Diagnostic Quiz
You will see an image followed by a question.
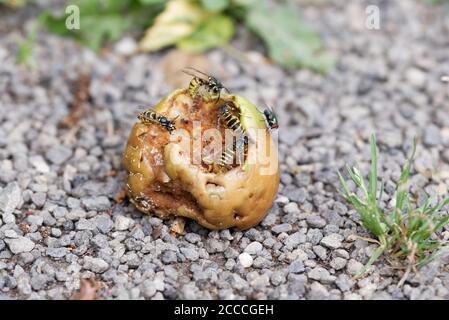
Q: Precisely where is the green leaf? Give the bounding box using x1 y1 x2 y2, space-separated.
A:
82 15 131 51
177 14 234 53
41 0 164 52
139 0 208 52
200 0 229 12
231 0 257 6
43 11 130 51
139 0 165 4
245 1 335 72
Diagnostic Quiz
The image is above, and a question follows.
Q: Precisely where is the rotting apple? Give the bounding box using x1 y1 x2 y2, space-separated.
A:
123 88 280 230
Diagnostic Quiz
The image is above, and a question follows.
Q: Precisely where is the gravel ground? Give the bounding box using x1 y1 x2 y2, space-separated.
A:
1 0 449 300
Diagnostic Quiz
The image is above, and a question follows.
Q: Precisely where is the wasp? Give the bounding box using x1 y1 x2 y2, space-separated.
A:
137 108 176 133
215 144 247 172
213 103 249 172
183 67 228 103
217 147 235 169
241 103 279 131
262 108 279 130
218 103 249 146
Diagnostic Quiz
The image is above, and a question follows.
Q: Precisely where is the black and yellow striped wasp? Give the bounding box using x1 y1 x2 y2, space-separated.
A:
215 141 249 172
217 147 236 169
215 103 249 171
218 103 249 146
183 67 229 103
137 107 176 134
241 103 279 131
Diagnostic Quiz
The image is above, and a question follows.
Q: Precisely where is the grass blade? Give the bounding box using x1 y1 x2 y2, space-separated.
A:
368 134 378 207
396 137 417 211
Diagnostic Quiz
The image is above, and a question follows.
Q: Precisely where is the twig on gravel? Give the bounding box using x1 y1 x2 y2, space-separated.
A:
347 234 381 245
59 73 90 128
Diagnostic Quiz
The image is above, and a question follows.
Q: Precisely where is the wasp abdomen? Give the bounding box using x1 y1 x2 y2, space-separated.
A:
138 109 176 133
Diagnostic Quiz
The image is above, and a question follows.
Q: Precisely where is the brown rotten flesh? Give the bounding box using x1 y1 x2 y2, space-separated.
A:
123 89 280 230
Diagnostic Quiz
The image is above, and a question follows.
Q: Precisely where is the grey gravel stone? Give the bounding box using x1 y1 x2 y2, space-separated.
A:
29 156 50 173
284 232 305 249
283 202 300 214
46 247 68 259
83 256 109 273
75 218 96 231
307 228 323 245
31 192 46 208
423 125 441 147
346 259 364 276
141 279 157 298
308 282 330 300
26 215 44 226
82 196 111 212
0 182 22 215
30 274 53 291
308 267 336 284
4 237 35 254
330 257 347 270
205 238 226 253
288 259 305 274
320 233 343 249
306 215 326 228
180 247 199 261
244 241 263 255
271 223 292 234
312 245 327 260
114 215 133 231
46 145 72 165
335 274 354 292
161 250 178 264
4 229 18 238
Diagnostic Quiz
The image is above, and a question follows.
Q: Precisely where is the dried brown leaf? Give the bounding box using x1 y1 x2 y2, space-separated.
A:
170 217 186 235
70 278 102 300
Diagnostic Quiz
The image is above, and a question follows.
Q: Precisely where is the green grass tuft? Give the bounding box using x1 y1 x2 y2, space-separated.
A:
338 134 449 282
